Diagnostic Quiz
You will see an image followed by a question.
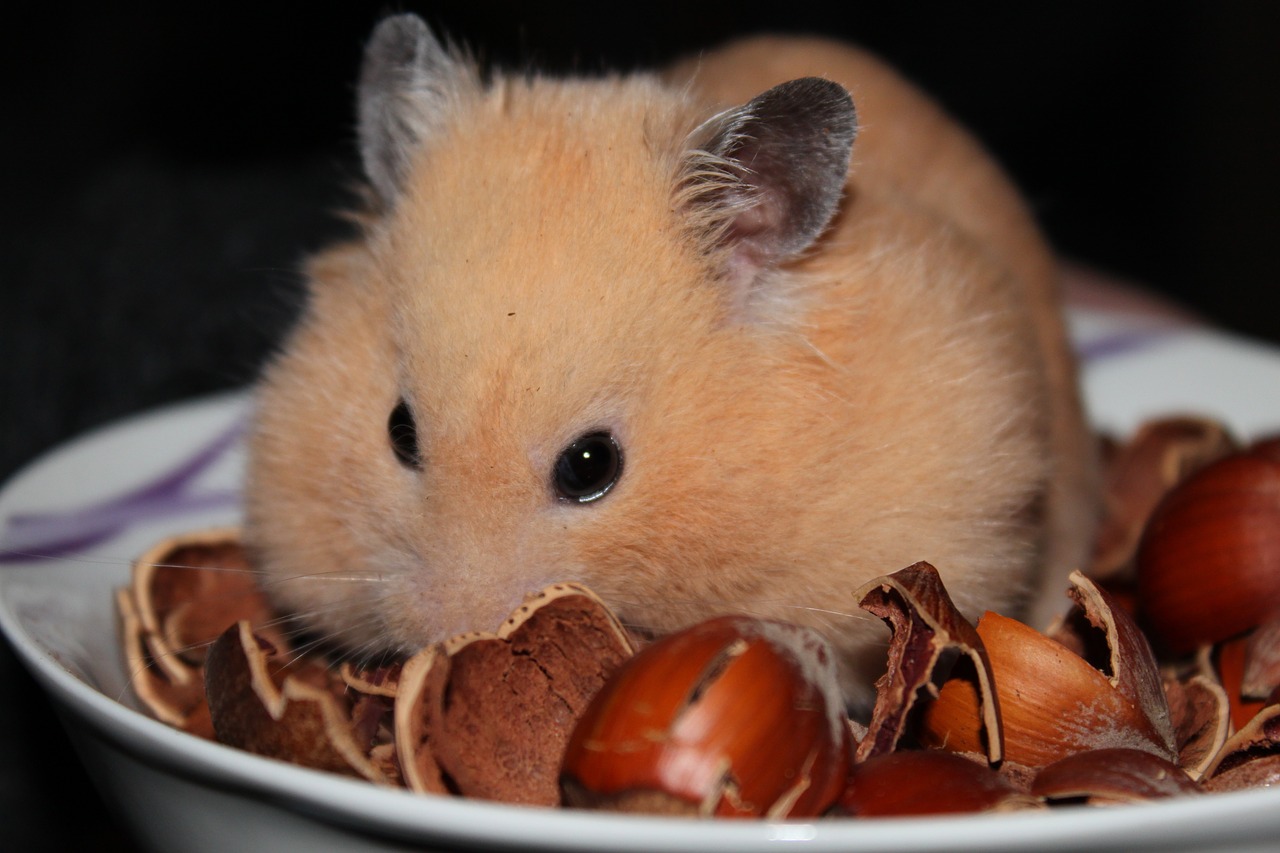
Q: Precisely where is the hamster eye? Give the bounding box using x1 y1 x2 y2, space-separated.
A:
554 431 622 503
388 398 422 469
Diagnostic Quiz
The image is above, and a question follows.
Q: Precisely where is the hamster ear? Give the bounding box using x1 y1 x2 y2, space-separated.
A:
677 77 857 286
357 14 477 207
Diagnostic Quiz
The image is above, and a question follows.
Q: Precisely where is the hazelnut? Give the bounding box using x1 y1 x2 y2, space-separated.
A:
1136 447 1280 655
839 751 1037 816
921 573 1177 768
1031 748 1201 805
560 616 849 818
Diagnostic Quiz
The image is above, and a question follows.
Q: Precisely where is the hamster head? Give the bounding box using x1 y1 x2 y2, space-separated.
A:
246 15 1053 702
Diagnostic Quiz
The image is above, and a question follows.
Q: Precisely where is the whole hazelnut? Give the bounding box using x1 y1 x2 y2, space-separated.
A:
1136 448 1280 655
560 616 850 818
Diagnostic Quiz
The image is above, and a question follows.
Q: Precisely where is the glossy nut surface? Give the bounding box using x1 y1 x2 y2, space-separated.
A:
1137 451 1280 654
561 616 849 818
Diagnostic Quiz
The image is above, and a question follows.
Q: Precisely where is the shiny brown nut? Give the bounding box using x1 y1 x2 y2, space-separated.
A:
1031 748 1201 805
839 751 1038 816
921 574 1176 768
560 616 849 818
1136 449 1280 655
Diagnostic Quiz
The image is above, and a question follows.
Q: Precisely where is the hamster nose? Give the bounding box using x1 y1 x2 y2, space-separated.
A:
407 546 562 642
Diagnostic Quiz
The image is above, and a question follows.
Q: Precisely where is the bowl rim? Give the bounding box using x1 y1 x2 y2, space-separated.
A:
5 329 1280 852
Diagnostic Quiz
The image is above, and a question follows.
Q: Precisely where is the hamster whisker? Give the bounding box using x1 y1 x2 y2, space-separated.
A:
267 569 391 586
769 603 872 622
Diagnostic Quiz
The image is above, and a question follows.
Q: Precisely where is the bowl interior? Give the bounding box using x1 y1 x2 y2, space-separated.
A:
4 319 1280 851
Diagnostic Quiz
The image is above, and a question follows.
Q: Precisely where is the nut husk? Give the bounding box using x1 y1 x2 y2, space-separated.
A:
203 621 394 783
1202 703 1280 792
118 528 273 737
396 583 635 805
854 561 1002 764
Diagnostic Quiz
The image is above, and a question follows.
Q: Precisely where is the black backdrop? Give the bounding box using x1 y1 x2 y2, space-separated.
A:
2 3 1278 848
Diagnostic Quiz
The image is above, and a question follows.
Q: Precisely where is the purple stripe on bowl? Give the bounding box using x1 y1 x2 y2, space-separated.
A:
1076 326 1184 364
0 416 246 564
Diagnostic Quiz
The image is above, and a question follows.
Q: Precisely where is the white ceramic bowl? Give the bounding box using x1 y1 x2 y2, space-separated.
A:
4 307 1280 852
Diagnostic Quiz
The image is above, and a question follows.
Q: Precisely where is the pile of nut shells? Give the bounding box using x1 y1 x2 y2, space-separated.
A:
116 415 1280 819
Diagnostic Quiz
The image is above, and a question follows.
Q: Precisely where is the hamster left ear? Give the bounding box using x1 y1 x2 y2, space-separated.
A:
357 14 478 208
677 77 857 290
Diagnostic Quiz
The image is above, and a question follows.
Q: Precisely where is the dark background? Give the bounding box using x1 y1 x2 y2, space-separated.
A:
2 2 1277 848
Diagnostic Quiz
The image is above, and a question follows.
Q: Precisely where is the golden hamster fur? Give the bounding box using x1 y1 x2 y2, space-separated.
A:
245 14 1098 706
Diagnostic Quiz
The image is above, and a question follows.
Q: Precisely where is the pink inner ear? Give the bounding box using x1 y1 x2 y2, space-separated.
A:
719 186 790 301
728 187 787 252
677 78 856 320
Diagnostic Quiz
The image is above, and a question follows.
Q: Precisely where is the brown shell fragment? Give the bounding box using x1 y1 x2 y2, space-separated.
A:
130 527 279 665
839 751 1038 817
1090 417 1236 581
1241 619 1280 700
854 561 1002 764
397 583 635 806
1031 748 1201 805
560 616 850 818
117 528 274 738
117 587 213 738
1203 754 1280 792
1163 673 1230 779
1202 703 1280 792
922 571 1178 770
204 621 392 784
392 647 452 796
1053 571 1178 758
341 661 402 698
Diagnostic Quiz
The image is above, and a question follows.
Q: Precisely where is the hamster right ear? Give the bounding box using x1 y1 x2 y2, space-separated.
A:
675 78 857 307
356 14 478 207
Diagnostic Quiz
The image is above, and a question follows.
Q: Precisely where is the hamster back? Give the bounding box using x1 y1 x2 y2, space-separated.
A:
245 15 1096 704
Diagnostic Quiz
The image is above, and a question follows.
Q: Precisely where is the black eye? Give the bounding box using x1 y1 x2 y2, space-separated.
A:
554 431 622 503
388 398 421 469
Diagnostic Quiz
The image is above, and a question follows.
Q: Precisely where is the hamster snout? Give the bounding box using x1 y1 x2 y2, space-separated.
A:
244 15 1098 706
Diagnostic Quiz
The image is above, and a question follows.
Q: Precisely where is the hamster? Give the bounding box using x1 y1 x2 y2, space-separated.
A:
244 13 1098 707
